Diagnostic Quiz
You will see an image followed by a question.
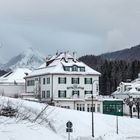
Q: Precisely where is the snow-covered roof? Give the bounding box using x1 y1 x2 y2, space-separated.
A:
0 68 31 83
26 52 100 78
112 75 140 96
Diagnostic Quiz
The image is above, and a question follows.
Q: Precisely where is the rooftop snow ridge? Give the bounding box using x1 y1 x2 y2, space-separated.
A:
25 52 101 78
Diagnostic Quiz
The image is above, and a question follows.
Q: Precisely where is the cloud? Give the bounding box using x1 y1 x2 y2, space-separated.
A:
0 0 140 60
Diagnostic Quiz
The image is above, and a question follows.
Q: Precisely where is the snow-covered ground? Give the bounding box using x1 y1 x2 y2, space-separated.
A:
0 97 140 140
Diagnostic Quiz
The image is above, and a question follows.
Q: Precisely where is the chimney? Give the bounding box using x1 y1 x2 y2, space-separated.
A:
46 55 52 66
64 52 68 62
24 72 29 76
73 52 77 62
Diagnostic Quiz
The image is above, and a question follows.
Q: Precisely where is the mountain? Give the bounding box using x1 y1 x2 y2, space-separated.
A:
0 70 7 76
0 57 6 66
79 44 140 95
79 55 104 70
100 44 140 61
0 48 45 70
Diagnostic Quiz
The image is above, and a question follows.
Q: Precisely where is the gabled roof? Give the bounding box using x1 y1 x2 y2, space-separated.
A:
112 75 140 96
25 52 100 78
0 68 31 83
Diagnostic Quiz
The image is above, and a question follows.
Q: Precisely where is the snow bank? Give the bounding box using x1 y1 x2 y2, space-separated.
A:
0 96 140 140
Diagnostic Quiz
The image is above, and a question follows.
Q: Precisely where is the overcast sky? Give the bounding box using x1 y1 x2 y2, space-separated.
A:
0 0 140 61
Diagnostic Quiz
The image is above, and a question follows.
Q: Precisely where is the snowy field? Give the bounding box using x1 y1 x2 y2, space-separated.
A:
0 97 140 140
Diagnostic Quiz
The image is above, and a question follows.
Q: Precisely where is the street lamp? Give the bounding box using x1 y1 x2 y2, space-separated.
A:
91 80 98 138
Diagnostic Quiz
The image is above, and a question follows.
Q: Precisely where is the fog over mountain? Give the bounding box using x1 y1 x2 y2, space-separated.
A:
0 48 45 70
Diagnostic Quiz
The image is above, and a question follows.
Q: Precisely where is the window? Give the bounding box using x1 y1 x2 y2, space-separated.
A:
85 91 92 95
27 80 35 86
42 90 50 98
96 83 99 92
80 67 85 72
42 91 45 98
72 90 79 96
46 90 50 98
58 90 66 98
97 104 100 112
72 65 78 71
35 78 38 81
43 78 45 85
61 106 70 109
77 104 85 111
64 66 70 71
136 87 140 91
85 78 92 84
77 104 79 110
87 104 90 112
71 78 79 84
58 77 66 84
47 77 50 84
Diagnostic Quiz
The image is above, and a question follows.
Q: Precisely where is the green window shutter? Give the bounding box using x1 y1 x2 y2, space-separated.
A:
58 90 60 97
72 78 73 84
78 78 79 84
72 91 74 96
65 77 66 84
65 91 66 97
85 78 86 84
78 91 79 96
58 77 60 84
90 78 92 84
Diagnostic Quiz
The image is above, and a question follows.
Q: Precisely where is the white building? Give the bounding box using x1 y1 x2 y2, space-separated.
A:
25 52 102 112
0 68 31 97
112 74 140 99
112 74 140 116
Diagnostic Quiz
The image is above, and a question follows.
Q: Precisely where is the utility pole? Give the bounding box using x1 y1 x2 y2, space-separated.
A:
91 94 94 137
116 115 118 134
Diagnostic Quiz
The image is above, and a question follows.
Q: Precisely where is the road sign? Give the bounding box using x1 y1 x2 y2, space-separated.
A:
66 121 73 140
66 121 73 128
66 128 73 133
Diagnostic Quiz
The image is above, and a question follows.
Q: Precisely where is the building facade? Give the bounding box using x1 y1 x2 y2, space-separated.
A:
0 68 31 97
25 52 102 112
112 74 140 116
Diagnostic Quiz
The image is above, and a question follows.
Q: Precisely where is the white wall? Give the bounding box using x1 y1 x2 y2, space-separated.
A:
0 84 25 97
26 77 36 93
52 74 99 99
54 99 103 113
26 74 99 99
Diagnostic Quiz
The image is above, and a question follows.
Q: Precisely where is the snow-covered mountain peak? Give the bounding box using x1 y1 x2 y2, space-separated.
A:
22 47 44 58
0 48 46 70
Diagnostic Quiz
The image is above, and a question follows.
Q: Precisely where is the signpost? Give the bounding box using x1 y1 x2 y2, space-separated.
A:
66 121 73 140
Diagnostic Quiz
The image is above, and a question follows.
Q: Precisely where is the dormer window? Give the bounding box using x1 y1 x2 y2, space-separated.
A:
80 67 85 72
72 65 78 71
136 87 140 91
64 66 70 71
126 87 132 91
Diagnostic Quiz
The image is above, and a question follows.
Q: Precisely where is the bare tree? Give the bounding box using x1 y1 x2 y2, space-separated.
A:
124 96 135 118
